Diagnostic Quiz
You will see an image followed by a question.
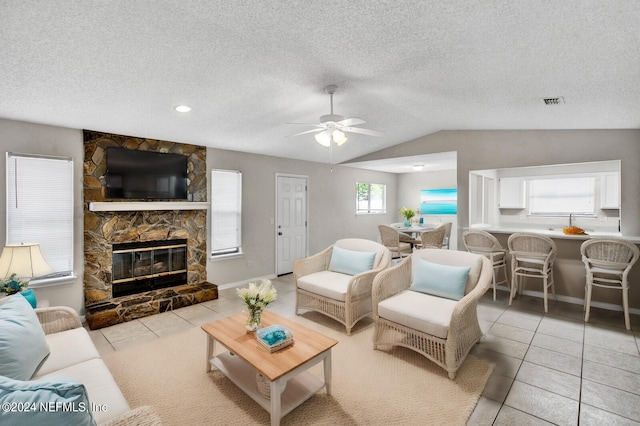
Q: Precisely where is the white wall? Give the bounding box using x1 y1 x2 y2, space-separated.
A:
0 118 85 313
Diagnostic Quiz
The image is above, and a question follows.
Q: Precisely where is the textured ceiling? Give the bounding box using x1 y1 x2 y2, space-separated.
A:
1 1 639 169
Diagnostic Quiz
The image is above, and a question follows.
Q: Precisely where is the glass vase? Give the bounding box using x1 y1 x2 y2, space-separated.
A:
245 307 263 332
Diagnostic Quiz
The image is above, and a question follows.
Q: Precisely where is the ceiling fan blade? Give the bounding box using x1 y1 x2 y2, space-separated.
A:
289 128 324 137
336 117 366 127
286 122 325 127
342 126 384 137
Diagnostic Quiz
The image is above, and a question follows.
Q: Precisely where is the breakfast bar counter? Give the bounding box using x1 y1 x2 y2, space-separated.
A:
467 227 640 312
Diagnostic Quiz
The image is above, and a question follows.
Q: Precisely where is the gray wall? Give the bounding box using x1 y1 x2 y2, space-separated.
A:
206 148 397 286
0 117 398 313
348 129 640 309
4 118 639 312
0 118 85 313
350 129 640 237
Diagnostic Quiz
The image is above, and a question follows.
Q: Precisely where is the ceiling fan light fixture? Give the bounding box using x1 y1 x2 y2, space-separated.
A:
332 130 347 146
314 130 331 147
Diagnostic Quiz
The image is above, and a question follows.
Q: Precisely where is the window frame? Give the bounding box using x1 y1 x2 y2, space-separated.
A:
5 152 74 280
356 182 387 214
210 169 242 259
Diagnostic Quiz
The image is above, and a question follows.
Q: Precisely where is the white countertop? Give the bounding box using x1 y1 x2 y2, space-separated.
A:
468 227 640 243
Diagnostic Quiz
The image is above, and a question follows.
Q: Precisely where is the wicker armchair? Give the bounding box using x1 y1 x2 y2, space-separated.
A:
462 229 508 300
372 249 492 379
581 238 639 330
508 232 557 312
294 238 391 334
378 224 412 259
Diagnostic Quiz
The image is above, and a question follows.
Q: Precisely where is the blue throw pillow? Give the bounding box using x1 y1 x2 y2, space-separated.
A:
0 375 96 426
328 246 377 276
410 259 471 301
0 295 50 380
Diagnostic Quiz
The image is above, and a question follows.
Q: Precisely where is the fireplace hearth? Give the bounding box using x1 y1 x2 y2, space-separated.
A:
112 239 188 297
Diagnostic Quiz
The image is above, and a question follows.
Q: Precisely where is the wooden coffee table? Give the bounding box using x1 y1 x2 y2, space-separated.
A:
201 311 338 426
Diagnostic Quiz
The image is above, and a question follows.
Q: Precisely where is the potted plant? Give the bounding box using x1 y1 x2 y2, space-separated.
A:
399 207 417 227
0 273 26 295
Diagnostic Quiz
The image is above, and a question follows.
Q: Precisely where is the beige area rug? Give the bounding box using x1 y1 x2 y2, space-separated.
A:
103 313 494 426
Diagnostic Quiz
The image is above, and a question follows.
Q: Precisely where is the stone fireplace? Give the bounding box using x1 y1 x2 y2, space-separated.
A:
83 131 217 329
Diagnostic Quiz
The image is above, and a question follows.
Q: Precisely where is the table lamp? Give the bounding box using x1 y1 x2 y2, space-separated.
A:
0 243 54 307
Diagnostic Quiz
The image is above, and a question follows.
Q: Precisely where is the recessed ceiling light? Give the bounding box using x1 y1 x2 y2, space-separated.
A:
174 105 191 113
412 164 425 171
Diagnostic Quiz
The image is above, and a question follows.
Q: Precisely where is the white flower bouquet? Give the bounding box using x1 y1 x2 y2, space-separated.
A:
237 279 277 331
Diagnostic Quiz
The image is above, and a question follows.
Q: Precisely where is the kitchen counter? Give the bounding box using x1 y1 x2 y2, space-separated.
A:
467 226 640 243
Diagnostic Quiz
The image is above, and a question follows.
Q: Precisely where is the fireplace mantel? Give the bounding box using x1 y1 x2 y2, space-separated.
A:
89 202 208 212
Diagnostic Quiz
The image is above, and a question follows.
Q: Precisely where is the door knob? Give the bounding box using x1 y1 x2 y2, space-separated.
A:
278 232 282 236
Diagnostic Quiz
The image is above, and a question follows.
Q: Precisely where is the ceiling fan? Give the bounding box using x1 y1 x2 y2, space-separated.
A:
289 84 383 147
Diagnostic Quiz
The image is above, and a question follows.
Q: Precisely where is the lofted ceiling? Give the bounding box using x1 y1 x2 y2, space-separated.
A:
1 1 639 170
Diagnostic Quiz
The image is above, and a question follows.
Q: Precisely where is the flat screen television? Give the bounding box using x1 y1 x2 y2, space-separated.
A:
105 148 188 200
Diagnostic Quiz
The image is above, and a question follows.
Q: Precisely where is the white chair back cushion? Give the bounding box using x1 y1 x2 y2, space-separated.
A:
335 238 387 269
411 249 483 295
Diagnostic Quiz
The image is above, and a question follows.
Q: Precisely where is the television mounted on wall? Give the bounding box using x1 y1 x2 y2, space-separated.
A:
104 147 188 200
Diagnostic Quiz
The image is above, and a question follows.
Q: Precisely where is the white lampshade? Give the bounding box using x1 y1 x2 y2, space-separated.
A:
314 131 331 147
0 244 54 280
332 130 348 146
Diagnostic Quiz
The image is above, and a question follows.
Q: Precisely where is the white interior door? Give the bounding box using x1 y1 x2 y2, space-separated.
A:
276 175 307 275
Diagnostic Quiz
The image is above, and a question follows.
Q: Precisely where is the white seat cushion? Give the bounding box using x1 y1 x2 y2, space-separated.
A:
297 270 352 301
35 327 100 377
377 290 457 339
37 358 130 425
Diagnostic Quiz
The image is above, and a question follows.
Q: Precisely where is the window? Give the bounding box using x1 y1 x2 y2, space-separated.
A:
6 153 74 274
211 170 242 257
529 177 596 215
356 182 386 214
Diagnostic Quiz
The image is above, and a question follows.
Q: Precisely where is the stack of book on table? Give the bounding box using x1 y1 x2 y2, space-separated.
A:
256 324 294 353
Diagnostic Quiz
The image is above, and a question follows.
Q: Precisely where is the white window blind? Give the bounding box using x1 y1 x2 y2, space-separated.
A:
211 170 242 257
6 153 74 273
529 177 596 215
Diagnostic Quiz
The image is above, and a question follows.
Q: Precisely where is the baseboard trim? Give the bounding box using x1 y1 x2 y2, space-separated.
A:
496 284 640 315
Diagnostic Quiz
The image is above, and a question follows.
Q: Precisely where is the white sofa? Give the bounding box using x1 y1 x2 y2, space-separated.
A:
0 295 160 425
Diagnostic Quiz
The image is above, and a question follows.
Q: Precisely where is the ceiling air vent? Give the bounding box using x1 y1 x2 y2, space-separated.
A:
541 97 565 105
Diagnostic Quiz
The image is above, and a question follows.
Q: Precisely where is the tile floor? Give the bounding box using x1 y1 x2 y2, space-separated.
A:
88 275 640 425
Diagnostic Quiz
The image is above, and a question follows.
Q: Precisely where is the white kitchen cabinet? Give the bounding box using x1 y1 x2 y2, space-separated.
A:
498 177 525 209
601 173 620 209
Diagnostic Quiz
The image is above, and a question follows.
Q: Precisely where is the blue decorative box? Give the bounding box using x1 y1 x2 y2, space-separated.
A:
256 324 294 352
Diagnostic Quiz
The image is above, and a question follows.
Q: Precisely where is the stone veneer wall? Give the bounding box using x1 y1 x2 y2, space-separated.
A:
83 130 216 329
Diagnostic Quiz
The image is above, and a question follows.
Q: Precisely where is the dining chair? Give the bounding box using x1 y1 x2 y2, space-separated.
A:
581 238 639 330
441 222 453 249
378 225 412 259
415 225 446 249
462 229 508 300
507 232 556 312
